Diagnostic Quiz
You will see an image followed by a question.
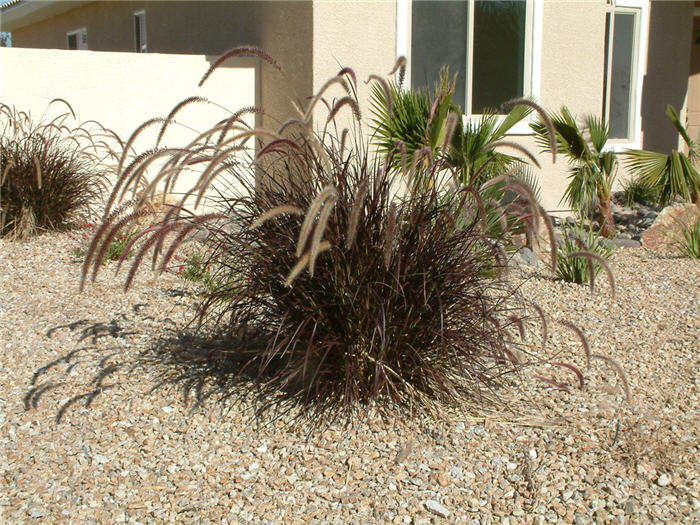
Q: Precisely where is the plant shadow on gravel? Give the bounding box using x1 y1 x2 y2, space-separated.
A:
26 306 174 424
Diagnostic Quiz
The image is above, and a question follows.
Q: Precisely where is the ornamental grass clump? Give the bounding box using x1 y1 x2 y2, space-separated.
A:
0 101 112 238
81 48 627 419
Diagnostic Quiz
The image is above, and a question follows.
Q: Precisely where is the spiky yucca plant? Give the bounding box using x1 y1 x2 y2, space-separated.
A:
0 101 112 238
81 49 625 420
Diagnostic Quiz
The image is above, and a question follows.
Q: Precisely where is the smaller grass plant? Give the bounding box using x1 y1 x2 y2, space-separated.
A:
672 212 700 258
556 222 615 290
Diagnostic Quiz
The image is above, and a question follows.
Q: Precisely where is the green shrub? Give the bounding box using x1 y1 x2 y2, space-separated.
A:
556 222 615 289
0 102 109 238
531 106 618 238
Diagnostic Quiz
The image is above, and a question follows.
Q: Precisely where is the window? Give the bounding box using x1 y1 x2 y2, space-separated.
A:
603 1 646 143
134 10 147 53
66 28 87 50
404 0 539 117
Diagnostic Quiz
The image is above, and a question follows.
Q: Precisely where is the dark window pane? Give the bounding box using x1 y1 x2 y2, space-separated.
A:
411 1 468 110
135 15 141 51
67 33 77 50
472 0 526 114
609 12 635 139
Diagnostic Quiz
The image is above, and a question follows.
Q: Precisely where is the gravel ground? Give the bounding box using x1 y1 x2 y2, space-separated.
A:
1 232 698 524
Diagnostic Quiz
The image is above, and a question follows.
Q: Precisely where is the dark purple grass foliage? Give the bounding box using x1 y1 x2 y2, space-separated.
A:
81 51 628 421
0 101 111 238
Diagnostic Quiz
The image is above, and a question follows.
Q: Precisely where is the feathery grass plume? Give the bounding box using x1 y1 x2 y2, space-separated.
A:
157 96 208 146
337 67 358 91
538 205 558 270
285 241 332 287
346 181 368 249
199 46 281 88
441 112 460 154
90 207 155 282
326 96 361 123
535 375 570 392
558 320 591 369
250 205 305 230
303 76 351 123
591 354 631 402
501 98 557 162
308 195 337 276
217 106 261 145
296 185 338 258
115 118 165 181
367 74 394 116
388 56 407 86
551 361 585 389
487 141 541 169
528 302 548 350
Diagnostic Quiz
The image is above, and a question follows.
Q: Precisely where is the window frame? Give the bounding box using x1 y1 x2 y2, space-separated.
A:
134 10 147 53
66 27 87 50
603 0 649 151
396 0 543 135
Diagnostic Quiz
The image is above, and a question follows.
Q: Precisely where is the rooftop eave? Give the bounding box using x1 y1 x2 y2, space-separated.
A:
0 1 90 32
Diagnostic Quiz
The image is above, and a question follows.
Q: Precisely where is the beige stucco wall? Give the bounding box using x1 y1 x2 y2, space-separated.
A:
0 47 257 201
6 1 313 129
527 0 608 213
311 0 397 132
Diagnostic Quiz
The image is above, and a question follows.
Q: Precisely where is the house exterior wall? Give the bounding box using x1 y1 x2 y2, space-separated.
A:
3 0 695 213
527 0 608 212
311 0 397 130
6 1 313 128
0 46 257 202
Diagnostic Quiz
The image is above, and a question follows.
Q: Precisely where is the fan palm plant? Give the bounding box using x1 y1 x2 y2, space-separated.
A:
369 69 531 188
625 105 700 206
531 106 617 238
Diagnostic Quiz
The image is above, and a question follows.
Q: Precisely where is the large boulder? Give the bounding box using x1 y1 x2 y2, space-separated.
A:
641 203 699 252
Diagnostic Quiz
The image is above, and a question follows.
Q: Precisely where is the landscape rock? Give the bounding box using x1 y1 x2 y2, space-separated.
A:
641 203 699 252
510 247 539 267
424 500 450 518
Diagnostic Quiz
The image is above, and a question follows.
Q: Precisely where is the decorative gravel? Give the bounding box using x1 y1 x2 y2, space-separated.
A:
1 232 698 524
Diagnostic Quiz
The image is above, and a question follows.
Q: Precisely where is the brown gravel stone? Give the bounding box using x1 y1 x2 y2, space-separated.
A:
1 233 698 523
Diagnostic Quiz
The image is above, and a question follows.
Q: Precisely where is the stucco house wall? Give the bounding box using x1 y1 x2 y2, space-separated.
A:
2 0 696 213
6 1 312 129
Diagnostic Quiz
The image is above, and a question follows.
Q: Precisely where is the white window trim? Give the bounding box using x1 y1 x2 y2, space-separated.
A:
66 27 87 50
604 0 649 152
396 0 543 135
134 10 147 53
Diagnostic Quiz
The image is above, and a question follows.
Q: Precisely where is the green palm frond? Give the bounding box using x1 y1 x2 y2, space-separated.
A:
585 115 609 155
532 106 617 215
625 148 700 205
